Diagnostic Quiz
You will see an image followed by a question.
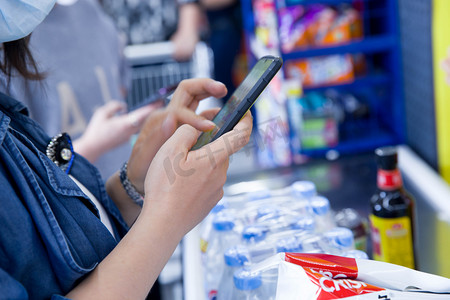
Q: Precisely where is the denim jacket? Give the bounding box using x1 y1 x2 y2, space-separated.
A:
0 92 129 299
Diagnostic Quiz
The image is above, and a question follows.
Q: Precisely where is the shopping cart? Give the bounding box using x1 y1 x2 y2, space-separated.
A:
124 41 215 110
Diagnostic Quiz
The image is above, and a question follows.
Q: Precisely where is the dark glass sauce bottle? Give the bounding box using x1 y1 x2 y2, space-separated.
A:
369 147 415 269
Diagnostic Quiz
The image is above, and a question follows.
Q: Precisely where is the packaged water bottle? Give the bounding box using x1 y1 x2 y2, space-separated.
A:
231 269 269 300
241 228 277 264
275 235 303 252
344 249 369 259
310 195 336 232
200 203 226 254
232 269 262 300
232 267 278 300
217 246 250 300
246 189 272 202
271 223 316 253
291 180 316 199
290 180 317 215
241 229 312 264
323 227 355 254
242 225 269 245
298 233 329 253
289 215 316 231
204 212 241 300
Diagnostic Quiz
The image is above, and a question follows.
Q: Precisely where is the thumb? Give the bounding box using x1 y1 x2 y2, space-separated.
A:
174 107 216 132
165 124 200 152
101 101 127 118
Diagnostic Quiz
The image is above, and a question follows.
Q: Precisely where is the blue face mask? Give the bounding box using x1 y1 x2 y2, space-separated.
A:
0 0 57 43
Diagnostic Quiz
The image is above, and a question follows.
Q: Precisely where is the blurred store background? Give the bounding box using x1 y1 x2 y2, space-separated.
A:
121 0 450 299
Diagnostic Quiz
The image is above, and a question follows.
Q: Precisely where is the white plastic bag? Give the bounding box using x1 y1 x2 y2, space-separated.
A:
246 252 450 299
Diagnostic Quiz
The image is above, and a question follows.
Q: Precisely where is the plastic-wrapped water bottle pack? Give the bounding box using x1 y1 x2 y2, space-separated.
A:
199 180 369 300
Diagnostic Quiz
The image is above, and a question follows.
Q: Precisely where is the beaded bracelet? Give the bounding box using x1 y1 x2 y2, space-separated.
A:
119 162 144 207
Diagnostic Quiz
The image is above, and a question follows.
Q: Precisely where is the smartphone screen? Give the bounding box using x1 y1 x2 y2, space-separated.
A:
192 56 282 150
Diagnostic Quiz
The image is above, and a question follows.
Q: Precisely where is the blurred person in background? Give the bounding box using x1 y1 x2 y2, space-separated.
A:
201 0 243 100
0 0 159 180
0 0 253 298
100 0 205 61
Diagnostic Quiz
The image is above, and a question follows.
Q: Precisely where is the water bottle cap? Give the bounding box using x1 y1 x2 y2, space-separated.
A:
291 216 315 231
211 203 226 214
224 245 250 267
247 189 271 201
345 249 369 259
325 227 354 248
276 236 302 252
233 269 262 290
310 196 330 216
212 213 235 231
242 225 268 243
256 205 280 220
291 181 316 199
335 208 362 229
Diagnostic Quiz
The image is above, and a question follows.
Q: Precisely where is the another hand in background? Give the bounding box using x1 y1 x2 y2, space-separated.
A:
74 100 161 163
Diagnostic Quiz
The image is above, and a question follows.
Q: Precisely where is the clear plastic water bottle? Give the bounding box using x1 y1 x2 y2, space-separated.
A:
200 203 226 254
291 180 317 200
231 269 264 300
289 215 316 231
344 249 369 259
242 231 277 264
204 212 241 300
242 225 269 245
246 189 272 202
216 246 250 300
232 268 277 300
323 227 355 254
310 195 336 232
275 235 303 252
299 233 329 253
290 180 316 215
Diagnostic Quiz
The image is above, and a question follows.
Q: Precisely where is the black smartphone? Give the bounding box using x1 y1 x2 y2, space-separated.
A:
191 55 283 150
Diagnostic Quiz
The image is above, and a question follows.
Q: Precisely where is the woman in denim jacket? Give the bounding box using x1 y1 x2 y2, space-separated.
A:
0 1 252 299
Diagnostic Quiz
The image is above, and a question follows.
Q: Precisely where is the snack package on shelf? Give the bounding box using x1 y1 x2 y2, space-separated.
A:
287 89 372 152
243 253 450 300
278 5 309 52
253 0 280 49
286 54 355 87
277 3 364 52
287 91 340 151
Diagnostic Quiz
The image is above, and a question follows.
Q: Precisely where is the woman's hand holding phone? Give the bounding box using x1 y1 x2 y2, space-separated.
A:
123 78 227 196
143 110 252 235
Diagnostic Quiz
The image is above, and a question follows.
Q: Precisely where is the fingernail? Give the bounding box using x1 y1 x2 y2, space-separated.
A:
201 119 216 128
211 80 225 88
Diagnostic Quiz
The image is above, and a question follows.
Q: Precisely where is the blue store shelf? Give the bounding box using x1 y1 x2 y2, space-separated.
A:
241 0 405 160
300 129 398 157
282 35 396 60
302 73 390 92
284 0 366 6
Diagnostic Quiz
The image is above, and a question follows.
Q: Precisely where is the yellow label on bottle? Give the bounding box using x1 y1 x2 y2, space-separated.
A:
369 214 415 269
200 238 208 253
